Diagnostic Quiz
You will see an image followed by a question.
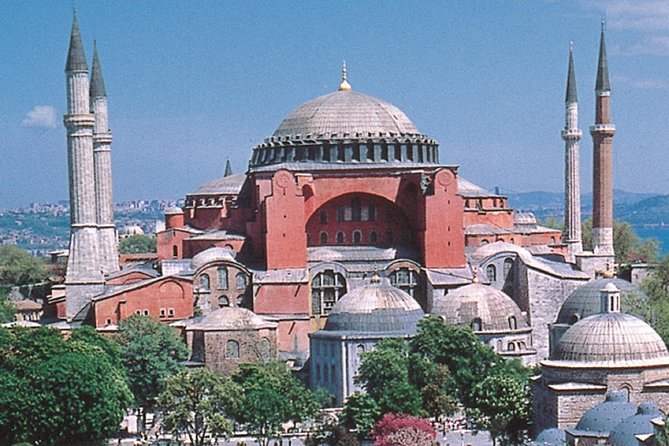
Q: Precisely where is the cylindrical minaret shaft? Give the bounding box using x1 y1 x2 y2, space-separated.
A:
590 23 616 256
64 15 104 320
562 43 583 263
91 43 119 274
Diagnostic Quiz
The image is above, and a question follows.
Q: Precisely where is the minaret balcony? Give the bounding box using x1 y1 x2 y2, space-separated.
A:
561 129 582 140
589 124 616 135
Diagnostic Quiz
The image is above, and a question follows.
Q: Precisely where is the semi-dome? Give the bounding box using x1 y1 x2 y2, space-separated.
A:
608 403 663 446
249 72 440 169
324 277 424 333
191 247 236 270
557 278 648 324
192 306 277 330
575 391 637 434
532 428 566 446
554 312 669 364
272 90 420 140
432 282 529 332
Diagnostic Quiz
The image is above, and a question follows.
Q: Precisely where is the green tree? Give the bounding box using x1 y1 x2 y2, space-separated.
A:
117 315 188 430
582 218 659 263
0 287 16 323
119 234 157 254
230 362 320 446
341 392 381 439
0 326 132 446
158 368 240 446
0 245 48 286
641 256 669 345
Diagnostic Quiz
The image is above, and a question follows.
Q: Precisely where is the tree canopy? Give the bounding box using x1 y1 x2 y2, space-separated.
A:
0 326 132 446
0 245 48 286
116 315 188 426
119 234 157 254
582 218 659 263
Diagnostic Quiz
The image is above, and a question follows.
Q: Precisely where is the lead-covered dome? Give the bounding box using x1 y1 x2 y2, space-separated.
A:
554 312 669 364
557 278 647 325
575 391 636 434
432 282 529 332
272 90 420 140
192 307 277 330
325 278 424 333
609 403 663 446
249 74 440 169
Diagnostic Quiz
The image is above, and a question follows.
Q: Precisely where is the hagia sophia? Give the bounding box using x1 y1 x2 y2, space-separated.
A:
37 14 669 443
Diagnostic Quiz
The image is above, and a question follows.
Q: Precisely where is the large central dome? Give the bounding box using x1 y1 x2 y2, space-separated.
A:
272 90 420 140
248 72 440 169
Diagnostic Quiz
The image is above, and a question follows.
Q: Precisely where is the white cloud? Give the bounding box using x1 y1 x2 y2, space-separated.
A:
21 105 57 129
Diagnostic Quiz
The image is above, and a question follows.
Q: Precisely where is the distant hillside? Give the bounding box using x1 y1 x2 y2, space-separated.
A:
616 195 669 225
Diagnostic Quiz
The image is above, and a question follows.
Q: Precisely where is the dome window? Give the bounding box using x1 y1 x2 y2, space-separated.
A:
486 264 497 282
503 258 514 280
508 316 517 330
235 273 248 290
217 266 229 290
389 268 420 298
471 318 482 331
218 296 230 308
199 273 210 292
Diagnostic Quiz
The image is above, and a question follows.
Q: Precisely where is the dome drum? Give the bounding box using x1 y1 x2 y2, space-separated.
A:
249 137 439 168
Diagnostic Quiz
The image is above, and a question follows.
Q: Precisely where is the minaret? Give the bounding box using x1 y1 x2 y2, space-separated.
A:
590 22 616 257
91 42 119 274
64 15 104 320
562 43 583 263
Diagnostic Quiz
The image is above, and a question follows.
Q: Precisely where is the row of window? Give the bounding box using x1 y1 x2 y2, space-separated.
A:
198 267 248 291
251 141 439 166
319 203 395 224
486 259 514 282
132 308 175 318
224 337 272 360
317 229 391 245
218 295 245 308
470 316 518 331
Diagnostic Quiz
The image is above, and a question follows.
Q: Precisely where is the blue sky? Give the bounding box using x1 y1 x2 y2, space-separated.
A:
2 0 669 208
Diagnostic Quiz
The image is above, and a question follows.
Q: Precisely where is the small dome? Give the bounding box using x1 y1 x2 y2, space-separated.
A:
575 391 637 434
514 212 537 226
432 283 528 332
193 307 276 330
325 279 424 333
557 278 647 324
272 90 420 140
533 428 566 446
555 312 669 364
609 403 663 446
164 206 184 215
191 247 236 270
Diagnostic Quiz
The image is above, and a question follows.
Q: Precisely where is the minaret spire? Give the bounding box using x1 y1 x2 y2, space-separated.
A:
338 60 351 91
562 42 583 263
224 159 233 177
91 41 119 275
65 13 88 72
590 21 616 260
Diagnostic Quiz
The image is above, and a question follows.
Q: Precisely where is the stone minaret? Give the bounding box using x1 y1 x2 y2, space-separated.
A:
91 42 120 274
590 23 616 256
562 43 583 263
64 15 104 319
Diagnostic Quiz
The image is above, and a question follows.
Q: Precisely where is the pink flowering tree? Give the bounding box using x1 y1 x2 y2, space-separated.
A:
372 413 436 446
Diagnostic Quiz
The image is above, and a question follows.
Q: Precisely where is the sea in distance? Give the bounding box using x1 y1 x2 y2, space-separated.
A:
635 226 669 257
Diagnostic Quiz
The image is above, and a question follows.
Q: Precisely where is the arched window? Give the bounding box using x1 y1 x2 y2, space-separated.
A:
172 245 178 258
226 340 240 359
369 231 378 244
259 337 271 361
471 318 482 331
218 295 229 307
486 264 497 282
496 339 503 352
352 198 362 221
336 231 345 244
311 270 347 315
319 210 328 224
235 273 247 290
368 204 377 221
503 258 514 280
480 239 489 246
199 274 210 291
353 230 362 245
550 236 556 244
389 268 420 298
217 266 228 290
507 342 516 352
236 295 245 307
508 316 517 330
320 232 328 245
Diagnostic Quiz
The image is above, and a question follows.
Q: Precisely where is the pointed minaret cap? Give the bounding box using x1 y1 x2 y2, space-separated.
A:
90 41 107 97
224 159 233 177
338 61 351 91
595 20 611 92
566 42 578 103
66 13 88 72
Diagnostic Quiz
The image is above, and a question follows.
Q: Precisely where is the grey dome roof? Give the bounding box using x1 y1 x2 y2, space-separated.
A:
609 403 662 446
557 278 647 324
432 283 529 332
191 307 276 330
272 90 420 140
533 428 566 446
555 312 669 364
575 391 637 434
191 247 236 270
325 279 424 333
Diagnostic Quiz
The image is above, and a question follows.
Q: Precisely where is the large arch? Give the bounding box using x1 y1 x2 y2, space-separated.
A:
305 192 417 252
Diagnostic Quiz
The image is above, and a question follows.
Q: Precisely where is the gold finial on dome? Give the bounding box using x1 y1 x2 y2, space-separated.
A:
370 273 381 284
338 60 351 91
